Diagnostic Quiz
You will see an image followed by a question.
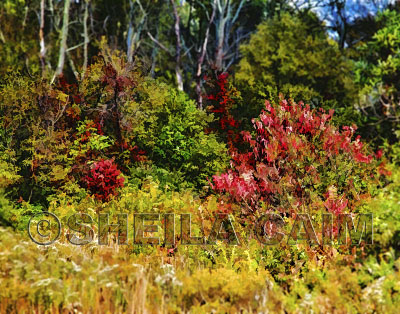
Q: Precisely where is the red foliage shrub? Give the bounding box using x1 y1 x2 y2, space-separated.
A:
205 72 240 151
211 98 385 220
82 159 125 202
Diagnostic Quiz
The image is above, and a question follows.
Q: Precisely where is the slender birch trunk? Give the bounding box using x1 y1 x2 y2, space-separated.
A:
127 0 135 62
196 0 217 109
39 0 46 74
170 0 183 91
214 0 245 71
53 0 71 82
150 24 159 77
83 0 89 75
215 0 228 71
127 0 146 63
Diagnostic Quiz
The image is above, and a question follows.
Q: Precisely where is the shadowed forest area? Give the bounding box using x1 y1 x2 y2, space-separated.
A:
2 0 400 313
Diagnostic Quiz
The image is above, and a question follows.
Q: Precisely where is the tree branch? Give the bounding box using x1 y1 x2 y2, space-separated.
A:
147 31 172 55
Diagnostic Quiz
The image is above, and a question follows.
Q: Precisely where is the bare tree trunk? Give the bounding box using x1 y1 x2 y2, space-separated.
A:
39 0 46 74
150 25 159 77
83 0 89 75
53 0 71 83
170 0 183 91
215 0 228 71
67 52 79 80
127 0 146 63
336 0 347 49
196 0 217 109
127 0 135 63
214 0 245 71
0 26 5 43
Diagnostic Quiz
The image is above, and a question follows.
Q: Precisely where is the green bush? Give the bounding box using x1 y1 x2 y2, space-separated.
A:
234 12 357 127
354 9 400 145
0 52 228 214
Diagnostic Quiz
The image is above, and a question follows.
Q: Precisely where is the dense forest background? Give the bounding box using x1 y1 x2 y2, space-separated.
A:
2 0 400 313
2 0 400 142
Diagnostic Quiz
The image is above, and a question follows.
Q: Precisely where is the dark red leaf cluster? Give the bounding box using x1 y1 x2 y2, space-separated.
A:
82 159 125 202
101 64 135 93
205 72 240 150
